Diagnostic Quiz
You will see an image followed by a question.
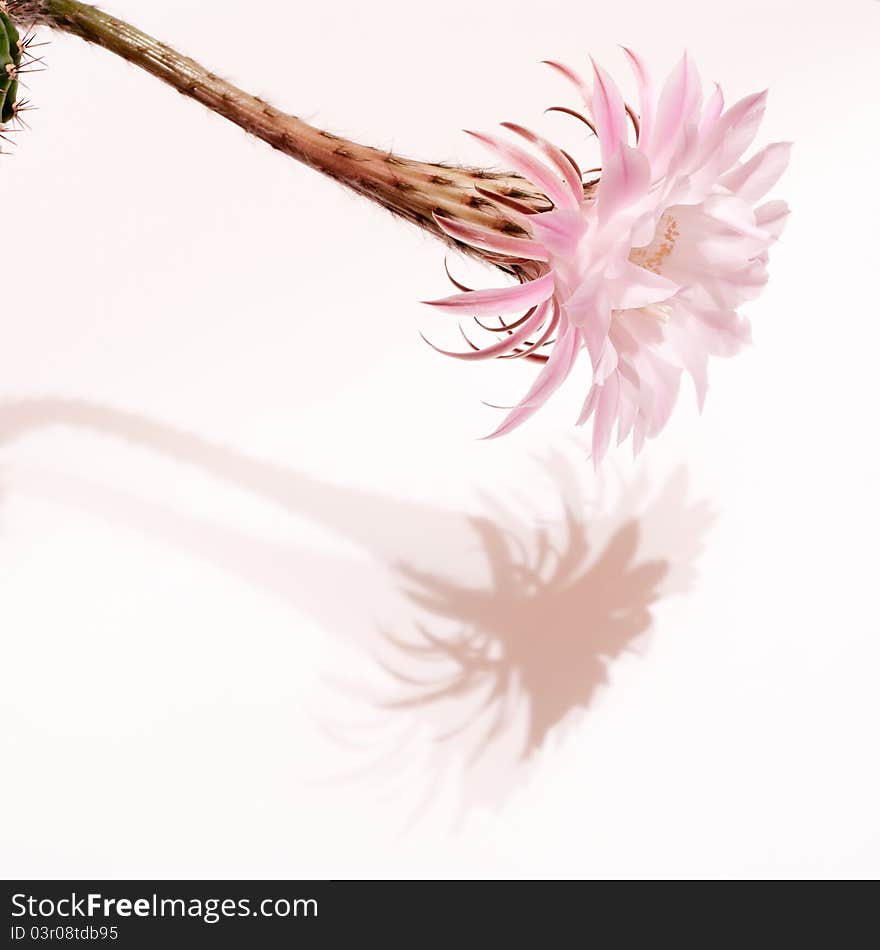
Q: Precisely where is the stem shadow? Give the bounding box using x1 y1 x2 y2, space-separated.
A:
0 398 713 816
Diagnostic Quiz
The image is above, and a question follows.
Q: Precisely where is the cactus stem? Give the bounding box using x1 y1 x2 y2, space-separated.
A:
5 0 581 272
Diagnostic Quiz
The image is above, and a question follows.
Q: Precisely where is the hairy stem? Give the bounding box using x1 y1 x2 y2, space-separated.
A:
7 0 559 261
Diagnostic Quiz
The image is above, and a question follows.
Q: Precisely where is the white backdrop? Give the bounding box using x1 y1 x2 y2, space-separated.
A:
1 0 878 879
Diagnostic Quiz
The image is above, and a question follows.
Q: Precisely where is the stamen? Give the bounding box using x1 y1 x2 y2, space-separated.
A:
630 213 680 274
643 303 672 322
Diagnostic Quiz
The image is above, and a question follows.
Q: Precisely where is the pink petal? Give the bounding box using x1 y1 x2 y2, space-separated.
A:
754 200 790 240
704 90 768 175
597 144 651 222
700 195 772 240
421 299 553 360
699 83 724 135
528 209 588 259
433 213 549 262
423 271 555 317
663 313 711 410
501 122 584 208
692 306 752 356
610 262 678 310
615 363 640 444
566 284 612 368
577 382 601 426
650 52 702 164
543 60 594 106
590 59 630 163
593 339 619 384
721 141 792 201
621 46 655 147
467 130 576 211
641 355 682 436
483 326 581 438
504 303 561 360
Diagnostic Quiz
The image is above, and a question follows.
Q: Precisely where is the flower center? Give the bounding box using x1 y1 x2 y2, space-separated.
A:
629 212 680 275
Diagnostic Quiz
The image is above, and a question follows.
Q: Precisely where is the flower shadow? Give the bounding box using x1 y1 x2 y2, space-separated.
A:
332 457 712 814
0 398 712 815
385 514 666 760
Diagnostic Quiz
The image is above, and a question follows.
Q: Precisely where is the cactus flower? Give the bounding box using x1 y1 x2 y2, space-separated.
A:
4 3 789 460
424 52 790 459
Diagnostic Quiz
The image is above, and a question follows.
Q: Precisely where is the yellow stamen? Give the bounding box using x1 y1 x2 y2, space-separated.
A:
643 303 672 323
630 213 680 275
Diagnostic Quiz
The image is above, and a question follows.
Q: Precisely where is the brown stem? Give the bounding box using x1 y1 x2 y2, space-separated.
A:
7 0 568 264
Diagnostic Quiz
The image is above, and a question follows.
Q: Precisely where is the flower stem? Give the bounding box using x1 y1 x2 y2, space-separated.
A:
8 0 554 260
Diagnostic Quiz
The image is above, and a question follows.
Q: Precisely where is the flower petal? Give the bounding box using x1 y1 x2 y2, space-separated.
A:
423 271 555 316
754 199 790 240
699 83 724 135
590 59 630 163
543 59 593 105
611 263 678 310
650 52 702 167
721 141 792 202
501 122 584 208
615 362 640 444
433 213 549 262
467 130 576 211
700 194 772 240
702 90 768 175
621 46 655 146
566 283 612 368
421 299 552 361
483 326 581 438
597 144 652 222
577 382 601 426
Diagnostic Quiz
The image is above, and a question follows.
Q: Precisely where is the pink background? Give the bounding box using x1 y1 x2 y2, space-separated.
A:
1 0 878 877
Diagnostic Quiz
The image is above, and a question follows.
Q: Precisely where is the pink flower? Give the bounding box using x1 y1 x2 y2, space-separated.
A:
424 51 790 461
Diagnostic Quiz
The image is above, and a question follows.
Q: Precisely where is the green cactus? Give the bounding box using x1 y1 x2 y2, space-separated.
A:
0 7 21 126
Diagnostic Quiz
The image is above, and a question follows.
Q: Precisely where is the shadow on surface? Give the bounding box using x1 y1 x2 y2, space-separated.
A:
1 398 713 814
